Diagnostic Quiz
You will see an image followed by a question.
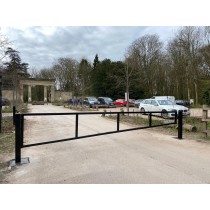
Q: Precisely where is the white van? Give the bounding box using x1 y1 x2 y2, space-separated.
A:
151 96 175 102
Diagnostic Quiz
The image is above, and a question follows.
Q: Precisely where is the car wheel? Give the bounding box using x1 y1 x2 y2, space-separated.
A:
161 110 168 119
140 108 145 115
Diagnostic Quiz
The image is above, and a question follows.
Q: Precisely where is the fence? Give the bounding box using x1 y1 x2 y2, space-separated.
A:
14 109 183 164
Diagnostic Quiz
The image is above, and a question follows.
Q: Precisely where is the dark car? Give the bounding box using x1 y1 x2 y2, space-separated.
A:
134 99 143 108
98 97 115 108
175 100 190 108
83 97 100 108
0 98 10 106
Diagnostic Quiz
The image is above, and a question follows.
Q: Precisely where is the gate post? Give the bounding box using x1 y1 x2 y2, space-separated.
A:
178 110 183 139
175 111 178 124
117 113 120 131
15 114 22 163
21 115 24 147
13 106 16 125
149 113 152 127
75 113 78 138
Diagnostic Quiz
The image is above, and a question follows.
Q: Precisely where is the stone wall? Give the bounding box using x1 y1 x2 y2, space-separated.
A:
2 90 13 101
55 91 72 102
3 89 72 103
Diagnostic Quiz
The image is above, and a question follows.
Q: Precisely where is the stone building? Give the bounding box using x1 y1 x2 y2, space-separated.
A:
2 78 72 104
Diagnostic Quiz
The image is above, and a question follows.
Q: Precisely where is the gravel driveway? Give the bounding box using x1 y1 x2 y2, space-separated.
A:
7 104 210 183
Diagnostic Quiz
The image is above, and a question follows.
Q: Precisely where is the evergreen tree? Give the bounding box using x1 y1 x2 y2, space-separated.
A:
4 47 29 77
91 54 101 96
3 47 29 104
93 54 99 70
78 58 92 97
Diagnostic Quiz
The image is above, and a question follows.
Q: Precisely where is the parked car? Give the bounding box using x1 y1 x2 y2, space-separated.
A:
129 99 136 106
98 97 115 108
83 97 100 108
139 98 190 118
114 99 125 106
114 99 135 107
175 100 190 108
151 96 175 102
134 99 143 108
0 97 10 106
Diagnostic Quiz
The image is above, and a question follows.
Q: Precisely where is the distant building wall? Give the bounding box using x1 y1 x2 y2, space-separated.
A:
55 91 72 101
19 78 55 102
3 90 73 103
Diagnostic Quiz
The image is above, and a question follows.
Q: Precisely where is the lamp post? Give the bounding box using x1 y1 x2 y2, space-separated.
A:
125 61 130 114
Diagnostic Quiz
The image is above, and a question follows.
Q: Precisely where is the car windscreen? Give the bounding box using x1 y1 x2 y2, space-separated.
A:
144 100 151 104
157 100 175 105
89 98 97 101
104 97 113 102
136 100 142 102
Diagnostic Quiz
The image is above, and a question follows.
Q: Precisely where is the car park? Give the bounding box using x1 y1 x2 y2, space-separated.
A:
114 99 135 107
114 99 125 106
139 98 190 118
129 99 136 107
98 97 115 108
134 99 143 108
83 97 100 108
151 96 175 102
175 100 190 108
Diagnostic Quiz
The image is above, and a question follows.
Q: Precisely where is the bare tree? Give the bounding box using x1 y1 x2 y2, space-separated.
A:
78 58 92 99
126 34 164 97
204 26 210 44
167 27 204 103
0 29 10 63
199 44 210 77
52 58 79 96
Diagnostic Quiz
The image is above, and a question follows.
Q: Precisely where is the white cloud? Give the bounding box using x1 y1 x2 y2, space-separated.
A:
141 26 179 41
35 27 58 36
1 26 180 71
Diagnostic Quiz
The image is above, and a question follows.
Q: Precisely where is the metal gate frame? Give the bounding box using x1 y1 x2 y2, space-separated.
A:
14 110 183 164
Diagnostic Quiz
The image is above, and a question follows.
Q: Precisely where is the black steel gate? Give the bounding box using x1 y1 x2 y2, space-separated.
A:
14 110 183 164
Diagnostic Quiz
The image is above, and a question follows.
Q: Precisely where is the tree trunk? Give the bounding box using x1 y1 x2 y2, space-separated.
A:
194 81 198 105
176 80 179 99
186 77 190 100
126 64 129 114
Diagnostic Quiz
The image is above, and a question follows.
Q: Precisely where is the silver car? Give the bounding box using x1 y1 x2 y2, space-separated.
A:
134 99 143 108
139 99 190 118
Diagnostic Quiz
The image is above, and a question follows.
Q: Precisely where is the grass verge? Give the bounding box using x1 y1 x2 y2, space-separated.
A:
64 104 99 112
106 114 208 141
0 116 15 183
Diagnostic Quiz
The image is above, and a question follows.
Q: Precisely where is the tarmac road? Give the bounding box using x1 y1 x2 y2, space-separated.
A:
7 104 210 184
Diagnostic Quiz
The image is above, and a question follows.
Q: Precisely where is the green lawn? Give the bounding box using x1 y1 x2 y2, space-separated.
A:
106 114 209 141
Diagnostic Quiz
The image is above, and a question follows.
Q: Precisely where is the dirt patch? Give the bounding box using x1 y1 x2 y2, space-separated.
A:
5 104 210 184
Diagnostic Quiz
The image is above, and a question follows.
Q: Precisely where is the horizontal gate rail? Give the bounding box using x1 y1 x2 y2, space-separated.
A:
18 111 176 116
14 110 183 163
22 123 174 148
